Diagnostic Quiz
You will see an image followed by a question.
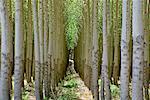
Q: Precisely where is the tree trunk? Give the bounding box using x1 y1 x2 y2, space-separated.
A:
7 0 13 92
101 0 111 99
106 0 113 80
14 0 23 99
83 0 92 89
26 0 33 83
120 0 131 99
113 0 120 85
38 0 44 98
43 0 49 97
0 0 12 99
32 0 41 99
91 0 99 99
143 0 150 99
132 0 144 99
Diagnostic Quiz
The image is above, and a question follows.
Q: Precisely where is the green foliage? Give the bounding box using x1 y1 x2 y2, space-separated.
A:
22 90 29 100
110 85 120 97
56 73 79 100
43 97 49 100
98 79 101 86
63 79 78 88
98 79 120 98
57 92 78 100
64 0 82 49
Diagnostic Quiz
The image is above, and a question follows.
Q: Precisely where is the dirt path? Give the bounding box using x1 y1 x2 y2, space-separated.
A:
74 74 93 100
26 68 93 100
56 71 93 100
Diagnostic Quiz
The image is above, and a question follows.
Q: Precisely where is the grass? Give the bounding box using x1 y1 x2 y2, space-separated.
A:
56 74 79 100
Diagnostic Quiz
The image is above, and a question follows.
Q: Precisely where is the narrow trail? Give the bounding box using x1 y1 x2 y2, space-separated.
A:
27 70 93 100
56 67 93 100
27 59 93 100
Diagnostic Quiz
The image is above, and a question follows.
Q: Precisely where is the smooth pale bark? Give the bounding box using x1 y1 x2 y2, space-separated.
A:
110 0 114 79
106 0 113 79
6 0 13 91
14 0 23 99
53 0 66 85
86 0 92 90
47 0 52 89
91 0 99 99
48 1 67 98
59 0 66 82
120 0 131 99
53 0 62 85
22 0 26 88
113 0 120 85
26 0 33 83
32 0 41 99
49 0 56 97
132 0 144 100
43 0 49 97
48 0 55 96
53 0 57 86
101 0 111 100
0 0 12 99
82 0 86 87
83 0 92 88
38 0 44 98
143 0 150 99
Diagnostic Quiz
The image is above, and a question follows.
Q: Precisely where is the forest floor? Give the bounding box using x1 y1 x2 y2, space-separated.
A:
55 69 93 100
11 67 149 100
28 67 94 100
19 68 120 100
11 68 93 100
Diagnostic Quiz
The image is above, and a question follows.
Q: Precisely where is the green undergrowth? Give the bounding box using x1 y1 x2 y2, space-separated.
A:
98 79 120 99
11 78 35 100
56 74 79 100
11 75 149 100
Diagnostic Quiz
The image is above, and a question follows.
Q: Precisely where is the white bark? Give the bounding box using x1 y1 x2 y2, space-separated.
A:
101 0 111 99
120 0 131 99
132 0 144 100
14 0 23 99
32 0 41 99
38 0 44 98
0 0 11 99
91 0 99 99
43 0 49 97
